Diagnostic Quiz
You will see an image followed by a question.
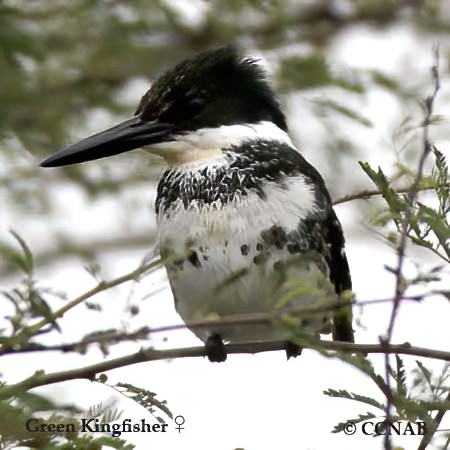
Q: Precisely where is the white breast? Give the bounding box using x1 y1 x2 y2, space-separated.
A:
158 175 316 240
157 177 336 343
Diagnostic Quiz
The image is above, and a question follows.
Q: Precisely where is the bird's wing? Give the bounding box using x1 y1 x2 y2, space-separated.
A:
286 148 354 343
323 207 354 343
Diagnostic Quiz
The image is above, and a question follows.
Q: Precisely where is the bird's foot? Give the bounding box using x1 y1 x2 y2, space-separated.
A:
205 334 227 362
284 341 302 360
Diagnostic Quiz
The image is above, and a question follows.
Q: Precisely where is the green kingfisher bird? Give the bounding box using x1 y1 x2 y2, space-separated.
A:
41 45 354 362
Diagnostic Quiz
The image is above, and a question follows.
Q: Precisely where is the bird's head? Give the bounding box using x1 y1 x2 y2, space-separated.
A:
40 45 288 168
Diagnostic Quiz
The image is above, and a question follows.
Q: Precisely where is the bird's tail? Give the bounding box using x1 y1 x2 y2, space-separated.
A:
332 291 354 343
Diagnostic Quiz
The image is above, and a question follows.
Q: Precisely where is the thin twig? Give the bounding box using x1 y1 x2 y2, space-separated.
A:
333 183 450 206
2 293 431 355
2 327 152 354
1 293 435 355
0 259 161 354
382 45 441 450
1 231 157 277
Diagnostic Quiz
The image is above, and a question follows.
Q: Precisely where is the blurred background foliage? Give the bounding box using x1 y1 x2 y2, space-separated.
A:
1 3 450 448
1 0 450 270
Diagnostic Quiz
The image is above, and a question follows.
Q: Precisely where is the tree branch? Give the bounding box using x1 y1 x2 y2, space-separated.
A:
0 340 449 402
332 183 450 206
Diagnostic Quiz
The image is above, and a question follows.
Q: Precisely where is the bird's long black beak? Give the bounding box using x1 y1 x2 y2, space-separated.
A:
40 116 174 167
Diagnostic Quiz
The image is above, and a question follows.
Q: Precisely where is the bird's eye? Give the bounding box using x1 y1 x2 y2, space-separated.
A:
162 96 205 124
185 97 205 115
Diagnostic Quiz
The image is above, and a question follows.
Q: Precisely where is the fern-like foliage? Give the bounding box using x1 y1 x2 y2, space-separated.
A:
115 382 173 423
360 148 450 264
331 412 378 434
86 399 123 424
0 394 135 449
326 354 449 433
323 388 385 412
1 231 64 342
390 354 408 398
412 361 450 403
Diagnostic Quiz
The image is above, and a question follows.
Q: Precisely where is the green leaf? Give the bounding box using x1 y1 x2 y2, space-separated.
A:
315 99 373 127
0 230 34 274
323 388 385 411
10 230 33 273
359 162 406 216
331 411 377 433
85 301 102 311
115 383 173 421
15 391 80 413
370 70 400 92
419 209 450 244
279 54 365 92
408 235 433 249
90 435 135 449
86 401 122 423
279 54 331 89
416 361 433 388
393 355 408 397
433 147 449 180
85 262 102 280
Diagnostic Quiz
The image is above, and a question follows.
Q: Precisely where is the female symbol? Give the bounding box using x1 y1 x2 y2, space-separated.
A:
174 415 185 433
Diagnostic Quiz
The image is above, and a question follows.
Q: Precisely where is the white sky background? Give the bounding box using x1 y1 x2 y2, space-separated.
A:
2 15 450 450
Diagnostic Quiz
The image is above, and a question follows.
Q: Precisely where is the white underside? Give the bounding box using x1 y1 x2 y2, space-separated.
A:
151 121 337 342
158 178 336 343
